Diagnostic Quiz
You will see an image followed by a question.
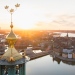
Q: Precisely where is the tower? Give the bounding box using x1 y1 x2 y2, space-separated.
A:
66 31 69 48
0 4 26 75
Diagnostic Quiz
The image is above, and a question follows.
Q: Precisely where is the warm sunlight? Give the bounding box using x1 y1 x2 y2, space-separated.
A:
13 16 36 30
16 24 35 30
1 0 75 30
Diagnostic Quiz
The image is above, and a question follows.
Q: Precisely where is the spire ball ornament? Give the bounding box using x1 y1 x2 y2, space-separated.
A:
10 25 13 29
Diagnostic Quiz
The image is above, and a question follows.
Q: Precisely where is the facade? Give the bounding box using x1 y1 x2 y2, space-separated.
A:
0 34 5 55
54 49 61 56
62 48 73 58
68 53 72 58
62 53 68 58
72 52 75 58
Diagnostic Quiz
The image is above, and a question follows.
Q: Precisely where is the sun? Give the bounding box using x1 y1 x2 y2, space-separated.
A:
14 21 35 30
13 12 37 30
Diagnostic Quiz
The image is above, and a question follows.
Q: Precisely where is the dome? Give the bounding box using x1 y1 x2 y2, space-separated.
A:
6 29 17 40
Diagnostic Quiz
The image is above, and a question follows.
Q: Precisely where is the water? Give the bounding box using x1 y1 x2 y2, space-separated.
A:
60 33 75 37
33 50 42 53
26 55 75 75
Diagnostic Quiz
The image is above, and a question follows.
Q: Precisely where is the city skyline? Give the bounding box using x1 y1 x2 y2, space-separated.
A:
0 0 75 30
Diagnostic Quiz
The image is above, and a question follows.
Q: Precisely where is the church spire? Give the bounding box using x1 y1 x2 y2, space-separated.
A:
1 3 22 62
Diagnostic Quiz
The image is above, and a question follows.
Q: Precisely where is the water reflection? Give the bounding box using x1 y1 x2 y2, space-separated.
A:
52 56 75 65
52 57 61 64
26 55 75 75
62 60 75 65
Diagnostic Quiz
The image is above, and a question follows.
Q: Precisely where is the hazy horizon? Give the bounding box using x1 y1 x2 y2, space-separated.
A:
0 0 75 30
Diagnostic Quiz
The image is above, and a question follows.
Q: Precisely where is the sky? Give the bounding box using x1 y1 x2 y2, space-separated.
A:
0 0 75 30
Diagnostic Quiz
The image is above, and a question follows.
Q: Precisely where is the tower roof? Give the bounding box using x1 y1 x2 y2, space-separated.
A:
1 25 23 62
6 28 17 40
1 47 22 61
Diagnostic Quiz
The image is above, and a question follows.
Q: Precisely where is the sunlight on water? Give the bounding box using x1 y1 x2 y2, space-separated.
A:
26 55 75 75
33 50 42 53
60 33 75 37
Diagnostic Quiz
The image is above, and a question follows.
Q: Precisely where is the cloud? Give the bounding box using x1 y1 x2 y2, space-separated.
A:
35 14 75 30
36 22 45 26
49 14 75 26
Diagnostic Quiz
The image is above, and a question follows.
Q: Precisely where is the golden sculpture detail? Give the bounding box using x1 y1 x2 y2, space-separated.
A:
1 3 22 62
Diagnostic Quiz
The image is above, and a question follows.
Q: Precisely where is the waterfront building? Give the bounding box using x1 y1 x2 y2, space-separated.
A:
53 49 61 56
62 53 68 58
62 48 73 58
72 51 75 58
0 38 5 55
0 34 6 55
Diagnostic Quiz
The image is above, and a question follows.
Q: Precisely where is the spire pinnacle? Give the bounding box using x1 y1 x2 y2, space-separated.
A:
1 3 22 62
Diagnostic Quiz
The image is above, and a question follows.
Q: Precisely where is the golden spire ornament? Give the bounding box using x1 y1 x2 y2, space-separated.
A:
1 3 22 62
